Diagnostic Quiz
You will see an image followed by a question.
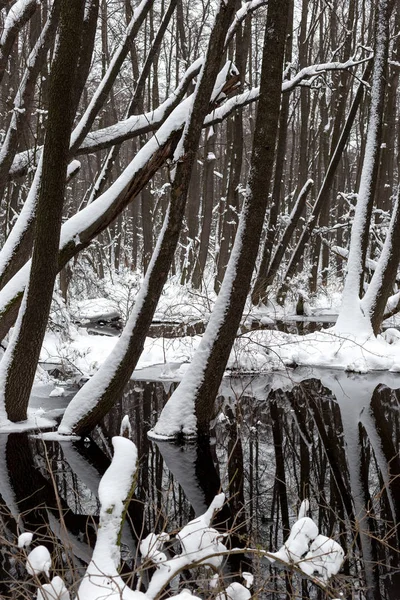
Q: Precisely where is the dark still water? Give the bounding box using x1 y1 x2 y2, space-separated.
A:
0 369 399 599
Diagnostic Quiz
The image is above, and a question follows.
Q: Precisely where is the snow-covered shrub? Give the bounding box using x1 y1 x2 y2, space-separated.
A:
21 432 344 600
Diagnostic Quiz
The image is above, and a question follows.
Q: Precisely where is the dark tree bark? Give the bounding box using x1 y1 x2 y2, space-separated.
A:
214 4 248 291
192 126 216 289
59 0 238 436
0 0 98 294
2 0 85 422
0 0 38 85
69 0 152 155
86 0 177 203
277 61 372 302
251 0 294 305
261 178 313 294
180 150 200 285
153 0 290 438
0 0 60 200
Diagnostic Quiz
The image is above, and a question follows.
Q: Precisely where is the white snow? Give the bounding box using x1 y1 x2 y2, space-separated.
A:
176 493 227 568
335 6 387 337
70 0 151 149
26 545 52 577
49 387 65 398
119 414 132 438
18 532 33 548
215 582 251 600
267 504 344 584
145 494 227 600
97 437 137 534
299 535 344 583
37 576 70 600
0 0 37 43
269 517 318 563
77 436 143 600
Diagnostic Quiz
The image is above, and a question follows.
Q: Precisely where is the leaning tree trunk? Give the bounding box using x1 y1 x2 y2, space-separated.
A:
0 0 84 422
58 0 238 437
151 0 289 439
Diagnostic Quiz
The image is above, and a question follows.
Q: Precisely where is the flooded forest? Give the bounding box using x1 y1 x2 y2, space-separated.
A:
0 0 399 598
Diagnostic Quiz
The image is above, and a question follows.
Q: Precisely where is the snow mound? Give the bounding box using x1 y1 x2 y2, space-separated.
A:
299 535 344 583
18 532 33 548
267 503 344 584
26 545 51 577
37 576 70 600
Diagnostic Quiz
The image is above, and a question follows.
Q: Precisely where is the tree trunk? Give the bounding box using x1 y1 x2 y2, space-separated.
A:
58 0 238 436
192 126 216 289
152 0 289 438
278 61 372 302
0 0 84 422
251 0 293 305
335 0 391 335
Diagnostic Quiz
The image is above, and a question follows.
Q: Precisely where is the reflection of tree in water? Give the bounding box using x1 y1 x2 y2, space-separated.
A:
233 374 399 599
0 374 398 598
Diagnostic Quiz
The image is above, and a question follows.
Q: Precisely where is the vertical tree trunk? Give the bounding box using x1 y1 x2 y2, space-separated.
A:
0 0 84 422
277 61 372 302
335 0 391 335
214 5 248 291
192 126 216 289
251 0 293 305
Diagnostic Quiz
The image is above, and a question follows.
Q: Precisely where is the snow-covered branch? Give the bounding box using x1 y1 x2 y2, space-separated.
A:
225 0 267 46
0 0 39 85
69 0 152 153
7 54 370 180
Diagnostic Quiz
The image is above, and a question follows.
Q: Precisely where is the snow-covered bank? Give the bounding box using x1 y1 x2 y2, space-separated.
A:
40 325 274 381
40 322 400 382
260 327 400 372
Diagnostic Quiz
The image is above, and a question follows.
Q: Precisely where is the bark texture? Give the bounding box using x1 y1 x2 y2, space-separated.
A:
60 0 238 436
2 0 84 422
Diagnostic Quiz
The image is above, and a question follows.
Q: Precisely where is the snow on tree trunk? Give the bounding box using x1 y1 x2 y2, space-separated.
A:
361 188 400 333
150 0 290 439
335 0 390 337
76 436 142 600
0 0 85 423
58 1 238 437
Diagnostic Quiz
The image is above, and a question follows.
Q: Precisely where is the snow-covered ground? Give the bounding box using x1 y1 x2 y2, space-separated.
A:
40 319 400 384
